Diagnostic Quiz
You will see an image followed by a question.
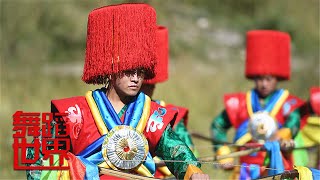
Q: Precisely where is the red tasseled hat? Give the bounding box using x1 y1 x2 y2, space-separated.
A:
82 4 157 84
144 26 169 84
245 30 291 80
310 87 320 115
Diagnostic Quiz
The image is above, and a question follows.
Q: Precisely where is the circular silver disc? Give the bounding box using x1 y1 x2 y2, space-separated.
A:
102 125 149 170
249 112 278 141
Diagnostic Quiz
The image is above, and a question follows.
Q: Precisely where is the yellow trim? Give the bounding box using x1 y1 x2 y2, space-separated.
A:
159 100 166 106
153 156 172 176
98 161 110 169
59 159 70 180
86 92 153 177
276 127 292 140
246 91 254 117
270 90 289 117
134 164 153 177
158 166 173 177
235 133 252 145
101 131 118 171
246 90 289 118
184 164 203 180
245 90 289 143
136 95 151 133
134 95 153 178
57 170 61 180
85 91 109 135
306 116 320 125
216 145 234 164
294 166 313 180
301 116 320 145
103 141 152 177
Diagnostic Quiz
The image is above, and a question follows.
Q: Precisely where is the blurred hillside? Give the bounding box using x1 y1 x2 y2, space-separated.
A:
1 0 319 179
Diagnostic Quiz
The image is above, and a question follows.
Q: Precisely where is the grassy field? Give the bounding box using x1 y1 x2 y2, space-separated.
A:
1 0 319 179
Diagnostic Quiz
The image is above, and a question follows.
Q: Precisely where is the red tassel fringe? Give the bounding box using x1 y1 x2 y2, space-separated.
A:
82 4 157 84
144 26 169 84
245 30 290 80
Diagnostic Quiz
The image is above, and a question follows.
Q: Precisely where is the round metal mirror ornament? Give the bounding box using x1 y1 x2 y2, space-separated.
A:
102 125 149 170
248 112 278 141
